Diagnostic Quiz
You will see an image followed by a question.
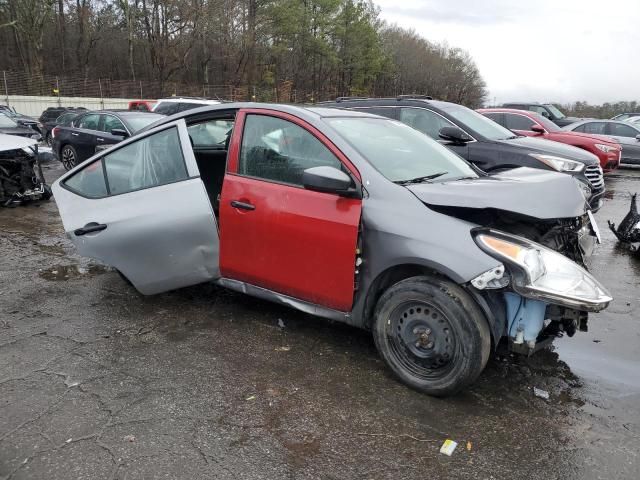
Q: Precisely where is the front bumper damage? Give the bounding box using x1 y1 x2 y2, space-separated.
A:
470 229 612 355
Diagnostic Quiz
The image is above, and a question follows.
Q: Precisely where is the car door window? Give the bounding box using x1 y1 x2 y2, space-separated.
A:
103 127 188 195
103 115 126 134
505 113 537 131
399 108 455 139
528 106 549 118
572 124 586 133
188 119 235 147
77 114 100 130
609 123 638 138
64 160 108 198
582 122 607 135
239 114 341 186
483 112 504 126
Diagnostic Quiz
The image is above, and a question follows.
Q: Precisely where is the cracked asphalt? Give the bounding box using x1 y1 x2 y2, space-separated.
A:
1 162 639 479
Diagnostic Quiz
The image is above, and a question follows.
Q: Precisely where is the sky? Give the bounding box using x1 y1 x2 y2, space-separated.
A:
375 0 640 105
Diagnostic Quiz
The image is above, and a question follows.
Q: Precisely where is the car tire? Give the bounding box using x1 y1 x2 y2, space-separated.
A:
372 275 491 397
45 132 52 147
60 145 78 171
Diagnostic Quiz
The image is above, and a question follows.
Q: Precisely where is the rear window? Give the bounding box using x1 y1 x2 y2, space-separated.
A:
123 113 164 133
153 103 180 115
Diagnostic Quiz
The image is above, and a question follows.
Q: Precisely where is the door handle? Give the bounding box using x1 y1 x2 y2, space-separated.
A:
74 222 107 236
96 138 104 142
71 132 79 136
230 200 255 211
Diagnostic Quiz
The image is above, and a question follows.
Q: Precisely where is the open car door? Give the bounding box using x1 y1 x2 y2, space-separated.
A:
52 119 220 294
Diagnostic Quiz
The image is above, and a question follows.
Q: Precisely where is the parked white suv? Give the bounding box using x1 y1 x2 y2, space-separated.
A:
152 97 222 116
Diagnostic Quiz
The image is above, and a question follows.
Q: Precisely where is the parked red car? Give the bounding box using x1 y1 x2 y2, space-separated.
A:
128 100 157 112
478 108 621 172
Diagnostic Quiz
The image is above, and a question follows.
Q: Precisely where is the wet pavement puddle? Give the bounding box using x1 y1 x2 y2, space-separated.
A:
39 263 112 281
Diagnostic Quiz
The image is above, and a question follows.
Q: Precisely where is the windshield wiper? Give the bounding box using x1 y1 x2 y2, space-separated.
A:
394 171 448 185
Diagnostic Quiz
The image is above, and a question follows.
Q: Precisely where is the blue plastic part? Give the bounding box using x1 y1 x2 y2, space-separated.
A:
503 292 547 344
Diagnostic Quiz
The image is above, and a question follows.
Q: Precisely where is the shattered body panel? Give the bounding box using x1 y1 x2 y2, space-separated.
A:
608 194 640 252
0 134 51 206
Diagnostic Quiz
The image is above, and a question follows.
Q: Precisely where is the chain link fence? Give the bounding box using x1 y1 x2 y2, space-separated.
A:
1 71 328 105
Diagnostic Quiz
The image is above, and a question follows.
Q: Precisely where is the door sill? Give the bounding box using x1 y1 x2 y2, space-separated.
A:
216 278 351 323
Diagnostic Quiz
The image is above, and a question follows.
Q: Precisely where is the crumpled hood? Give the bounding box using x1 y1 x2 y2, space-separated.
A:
0 132 38 152
499 136 600 165
407 167 588 220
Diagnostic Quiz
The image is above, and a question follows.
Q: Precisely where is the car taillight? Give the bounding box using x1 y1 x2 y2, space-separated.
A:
52 127 60 138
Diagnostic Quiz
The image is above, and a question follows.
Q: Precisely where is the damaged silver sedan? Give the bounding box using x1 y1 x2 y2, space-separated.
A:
52 104 611 396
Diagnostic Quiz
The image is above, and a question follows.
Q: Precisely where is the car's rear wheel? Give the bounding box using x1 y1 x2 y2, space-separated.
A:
372 275 490 397
60 145 77 170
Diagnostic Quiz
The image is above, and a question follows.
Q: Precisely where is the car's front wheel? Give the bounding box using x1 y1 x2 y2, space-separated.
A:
45 132 53 147
60 145 78 170
372 275 491 397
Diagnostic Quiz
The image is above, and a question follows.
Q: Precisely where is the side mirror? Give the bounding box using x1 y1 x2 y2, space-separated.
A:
111 128 129 138
439 126 472 144
302 166 359 197
636 134 640 141
530 125 545 134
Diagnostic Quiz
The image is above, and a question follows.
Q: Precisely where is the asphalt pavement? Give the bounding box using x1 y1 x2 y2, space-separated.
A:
1 162 639 479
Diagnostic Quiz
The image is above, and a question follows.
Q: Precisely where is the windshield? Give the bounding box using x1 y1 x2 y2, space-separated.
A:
531 112 561 132
124 113 165 132
326 117 478 183
0 114 18 128
441 105 516 141
545 104 566 119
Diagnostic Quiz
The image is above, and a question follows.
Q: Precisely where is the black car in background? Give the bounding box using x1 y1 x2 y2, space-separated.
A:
39 106 87 123
53 110 164 170
500 102 581 127
319 96 604 210
42 110 83 146
0 110 43 136
0 114 42 140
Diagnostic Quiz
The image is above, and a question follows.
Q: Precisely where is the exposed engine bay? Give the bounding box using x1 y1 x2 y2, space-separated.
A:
0 136 51 207
429 205 597 267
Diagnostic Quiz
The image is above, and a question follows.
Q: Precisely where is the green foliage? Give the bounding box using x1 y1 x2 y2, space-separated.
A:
559 101 640 119
0 0 488 106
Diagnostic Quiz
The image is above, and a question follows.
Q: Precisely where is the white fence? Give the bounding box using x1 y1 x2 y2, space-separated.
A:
1 95 135 117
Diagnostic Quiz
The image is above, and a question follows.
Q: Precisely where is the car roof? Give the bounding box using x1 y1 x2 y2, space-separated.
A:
155 98 221 105
479 107 536 115
83 109 161 116
140 102 384 133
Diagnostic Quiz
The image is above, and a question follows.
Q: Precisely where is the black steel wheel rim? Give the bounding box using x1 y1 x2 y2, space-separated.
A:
386 300 458 380
46 133 52 147
61 147 75 170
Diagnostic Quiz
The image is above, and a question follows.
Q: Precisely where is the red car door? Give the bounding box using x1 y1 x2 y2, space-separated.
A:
219 109 362 312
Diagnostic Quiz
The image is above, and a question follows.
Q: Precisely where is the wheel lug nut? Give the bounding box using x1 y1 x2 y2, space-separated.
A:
415 341 421 348
427 342 434 349
413 327 419 334
425 328 431 335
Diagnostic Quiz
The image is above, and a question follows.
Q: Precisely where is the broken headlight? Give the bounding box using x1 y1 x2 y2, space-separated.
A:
474 230 612 311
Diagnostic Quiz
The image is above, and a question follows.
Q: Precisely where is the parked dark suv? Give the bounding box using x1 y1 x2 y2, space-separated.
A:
500 102 581 127
319 97 604 211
